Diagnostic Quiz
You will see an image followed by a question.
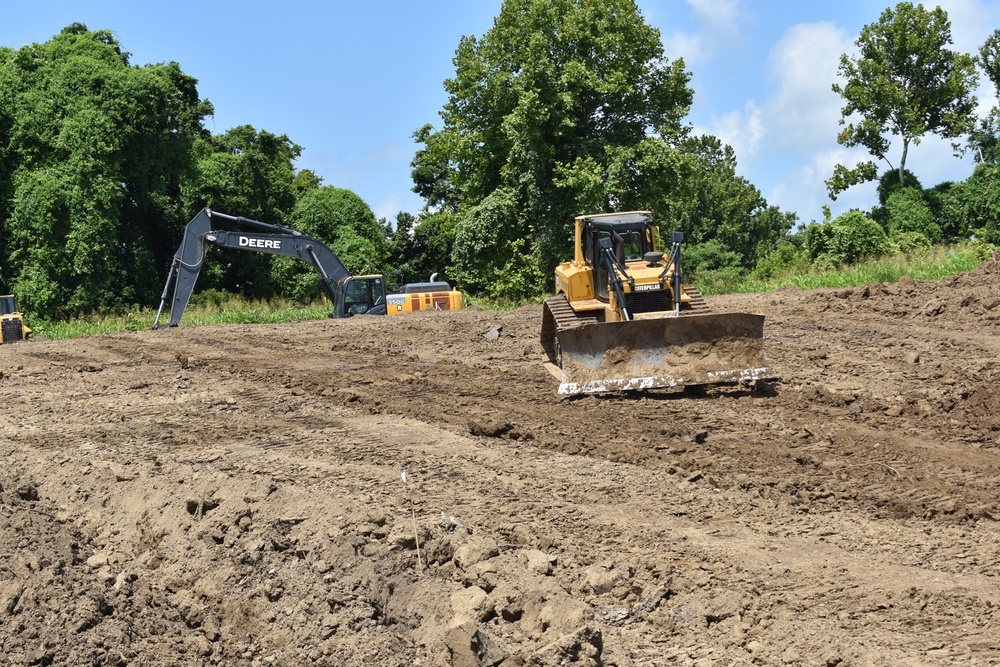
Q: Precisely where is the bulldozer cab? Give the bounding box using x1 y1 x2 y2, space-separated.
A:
582 215 658 300
0 295 17 316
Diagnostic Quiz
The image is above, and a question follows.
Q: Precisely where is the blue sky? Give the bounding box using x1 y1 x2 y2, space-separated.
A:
5 1 1000 226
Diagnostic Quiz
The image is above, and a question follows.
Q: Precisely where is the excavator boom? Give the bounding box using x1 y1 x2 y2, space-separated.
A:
153 208 351 328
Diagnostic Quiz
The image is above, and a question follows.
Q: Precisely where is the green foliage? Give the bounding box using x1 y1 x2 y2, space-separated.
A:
806 210 891 266
0 24 210 319
967 30 1000 163
884 187 942 243
682 239 742 282
400 212 460 285
923 181 968 240
877 168 921 205
270 186 386 302
750 238 809 282
960 162 1000 243
663 135 797 268
414 0 694 294
828 2 978 197
451 187 546 300
180 126 302 299
682 240 745 294
826 162 879 199
706 241 995 296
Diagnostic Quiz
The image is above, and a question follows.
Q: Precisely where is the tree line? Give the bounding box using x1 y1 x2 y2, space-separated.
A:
2 3 998 321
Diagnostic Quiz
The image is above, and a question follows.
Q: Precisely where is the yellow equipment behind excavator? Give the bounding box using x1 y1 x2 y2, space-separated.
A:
1 294 31 343
541 211 773 395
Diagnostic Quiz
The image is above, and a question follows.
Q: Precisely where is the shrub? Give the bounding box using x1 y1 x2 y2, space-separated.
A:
806 210 891 265
885 187 942 243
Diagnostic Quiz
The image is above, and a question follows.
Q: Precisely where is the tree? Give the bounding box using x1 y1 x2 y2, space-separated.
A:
958 162 1000 243
664 135 796 268
827 2 978 198
413 0 694 298
968 29 1000 163
805 210 890 265
0 24 210 319
179 125 302 299
271 186 386 302
384 211 460 286
884 187 941 243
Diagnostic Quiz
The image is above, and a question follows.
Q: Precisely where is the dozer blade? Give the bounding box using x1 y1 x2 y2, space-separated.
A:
553 313 773 395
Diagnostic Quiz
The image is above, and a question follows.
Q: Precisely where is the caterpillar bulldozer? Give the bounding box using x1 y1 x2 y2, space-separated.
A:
153 208 463 328
541 211 773 395
1 294 31 343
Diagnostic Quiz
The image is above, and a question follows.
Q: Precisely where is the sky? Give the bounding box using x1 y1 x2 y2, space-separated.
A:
4 1 1000 227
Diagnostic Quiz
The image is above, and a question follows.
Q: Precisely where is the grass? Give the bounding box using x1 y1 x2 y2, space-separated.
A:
33 298 332 341
25 241 997 341
695 241 995 296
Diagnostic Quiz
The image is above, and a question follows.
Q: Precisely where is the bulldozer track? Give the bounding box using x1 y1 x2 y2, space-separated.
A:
682 285 711 314
540 296 591 367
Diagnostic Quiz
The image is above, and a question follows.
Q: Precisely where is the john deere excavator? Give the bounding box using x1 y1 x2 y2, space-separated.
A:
153 208 463 328
541 211 773 395
1 294 31 343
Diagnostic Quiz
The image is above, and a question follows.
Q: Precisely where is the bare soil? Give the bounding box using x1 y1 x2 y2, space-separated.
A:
2 256 1000 666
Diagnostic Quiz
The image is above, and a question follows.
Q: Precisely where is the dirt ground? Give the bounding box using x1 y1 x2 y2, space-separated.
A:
2 255 1000 667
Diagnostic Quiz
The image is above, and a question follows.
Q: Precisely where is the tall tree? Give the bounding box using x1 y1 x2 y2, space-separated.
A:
179 125 302 299
412 0 693 298
827 2 978 198
968 29 1000 163
271 186 387 302
0 24 210 318
665 135 796 268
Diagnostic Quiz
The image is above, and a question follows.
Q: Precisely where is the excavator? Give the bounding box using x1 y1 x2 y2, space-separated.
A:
1 294 31 343
541 211 773 395
153 208 463 328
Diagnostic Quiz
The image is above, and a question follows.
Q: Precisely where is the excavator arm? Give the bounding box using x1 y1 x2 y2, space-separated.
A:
153 208 352 328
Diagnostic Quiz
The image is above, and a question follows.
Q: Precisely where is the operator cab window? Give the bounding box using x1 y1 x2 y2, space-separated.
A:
621 231 643 261
344 278 375 314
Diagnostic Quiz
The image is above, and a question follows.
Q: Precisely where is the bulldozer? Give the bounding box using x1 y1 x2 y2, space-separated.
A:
540 211 773 395
1 294 31 343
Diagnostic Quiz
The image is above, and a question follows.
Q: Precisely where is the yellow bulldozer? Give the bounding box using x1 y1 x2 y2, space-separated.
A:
541 211 773 395
1 294 31 343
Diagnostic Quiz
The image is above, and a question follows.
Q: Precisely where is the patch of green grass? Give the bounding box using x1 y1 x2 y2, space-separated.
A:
696 241 996 296
34 298 332 341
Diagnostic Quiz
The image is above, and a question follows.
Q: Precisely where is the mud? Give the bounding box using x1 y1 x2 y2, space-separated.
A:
2 255 1000 666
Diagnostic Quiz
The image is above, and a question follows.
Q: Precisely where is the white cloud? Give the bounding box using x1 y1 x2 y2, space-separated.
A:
934 0 1000 53
701 101 764 161
685 0 747 35
663 30 708 66
661 0 748 67
764 21 853 152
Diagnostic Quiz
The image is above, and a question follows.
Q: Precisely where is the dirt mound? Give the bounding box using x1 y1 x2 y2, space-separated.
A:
2 265 1000 665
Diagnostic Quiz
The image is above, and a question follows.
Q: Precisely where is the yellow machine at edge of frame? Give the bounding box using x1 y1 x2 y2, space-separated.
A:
1 294 31 343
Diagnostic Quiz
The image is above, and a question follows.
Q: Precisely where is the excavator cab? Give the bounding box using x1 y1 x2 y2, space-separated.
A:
334 276 387 317
1 294 31 343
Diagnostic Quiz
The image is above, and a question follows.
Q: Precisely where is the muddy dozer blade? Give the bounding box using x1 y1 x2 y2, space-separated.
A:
554 313 773 395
